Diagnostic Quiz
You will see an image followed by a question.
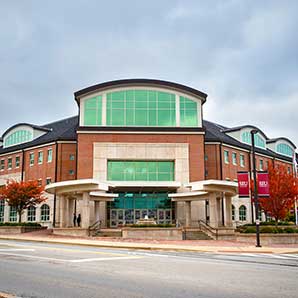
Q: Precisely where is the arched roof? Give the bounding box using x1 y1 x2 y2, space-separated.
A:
267 137 296 149
1 123 51 139
223 125 269 140
74 78 208 103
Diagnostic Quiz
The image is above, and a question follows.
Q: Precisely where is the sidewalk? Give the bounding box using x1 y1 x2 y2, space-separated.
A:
1 229 298 254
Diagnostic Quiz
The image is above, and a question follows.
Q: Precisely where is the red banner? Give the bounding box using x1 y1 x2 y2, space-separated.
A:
257 172 270 197
237 172 250 197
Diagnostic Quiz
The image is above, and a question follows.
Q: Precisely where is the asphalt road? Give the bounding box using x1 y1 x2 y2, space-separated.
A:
0 240 297 298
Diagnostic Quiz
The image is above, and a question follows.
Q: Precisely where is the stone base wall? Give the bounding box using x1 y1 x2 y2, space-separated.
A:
236 233 298 245
122 228 183 240
53 228 89 237
0 226 45 234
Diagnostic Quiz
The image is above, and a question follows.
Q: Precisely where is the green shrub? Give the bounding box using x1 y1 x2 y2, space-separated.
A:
284 227 295 233
0 222 42 227
127 224 175 228
243 227 256 233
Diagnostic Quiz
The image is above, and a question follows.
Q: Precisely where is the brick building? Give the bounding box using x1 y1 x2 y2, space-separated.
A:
0 79 296 234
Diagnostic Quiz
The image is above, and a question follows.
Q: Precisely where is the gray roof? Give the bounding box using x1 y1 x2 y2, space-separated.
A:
0 115 294 163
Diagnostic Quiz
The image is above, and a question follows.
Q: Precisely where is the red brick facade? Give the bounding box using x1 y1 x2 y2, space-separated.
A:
77 133 205 182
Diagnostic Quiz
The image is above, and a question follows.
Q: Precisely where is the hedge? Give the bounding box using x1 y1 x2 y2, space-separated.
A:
238 226 298 234
0 222 42 227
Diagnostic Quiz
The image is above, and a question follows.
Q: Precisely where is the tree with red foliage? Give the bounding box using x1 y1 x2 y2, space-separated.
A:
0 180 45 223
259 164 298 223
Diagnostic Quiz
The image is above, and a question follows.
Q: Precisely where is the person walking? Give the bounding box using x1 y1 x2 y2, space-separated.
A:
77 214 81 227
73 213 77 227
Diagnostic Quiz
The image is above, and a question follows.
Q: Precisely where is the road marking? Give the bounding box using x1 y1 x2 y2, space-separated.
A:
0 252 143 263
0 249 35 252
70 256 142 263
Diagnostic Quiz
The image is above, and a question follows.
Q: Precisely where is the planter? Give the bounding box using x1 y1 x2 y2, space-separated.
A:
0 226 45 234
122 227 183 240
236 233 298 245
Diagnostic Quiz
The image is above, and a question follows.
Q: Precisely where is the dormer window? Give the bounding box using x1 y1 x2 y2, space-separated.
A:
4 130 33 147
276 143 294 157
241 131 266 149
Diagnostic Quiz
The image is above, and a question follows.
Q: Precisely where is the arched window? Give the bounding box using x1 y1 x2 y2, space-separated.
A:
4 130 33 148
40 204 50 222
241 131 266 149
232 205 235 221
27 206 36 222
239 205 247 221
9 206 17 222
276 143 294 157
0 200 5 222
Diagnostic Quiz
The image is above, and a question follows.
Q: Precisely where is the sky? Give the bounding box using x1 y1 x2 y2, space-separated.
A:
0 0 297 146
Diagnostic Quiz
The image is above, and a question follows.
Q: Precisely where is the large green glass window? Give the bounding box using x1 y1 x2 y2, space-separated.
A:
276 143 293 157
110 192 171 209
84 96 102 125
180 96 198 127
4 130 33 148
241 132 266 149
106 90 176 126
107 161 174 181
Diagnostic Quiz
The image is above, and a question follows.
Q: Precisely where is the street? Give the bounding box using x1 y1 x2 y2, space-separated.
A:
0 240 297 298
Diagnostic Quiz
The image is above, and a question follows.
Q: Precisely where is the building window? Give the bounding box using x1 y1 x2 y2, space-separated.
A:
27 206 36 222
84 96 102 126
239 205 247 221
15 156 20 168
38 151 43 164
106 90 176 127
69 154 75 161
46 178 52 185
69 170 75 175
0 159 4 171
9 206 17 222
107 160 174 181
240 154 245 167
259 159 263 171
179 96 198 127
4 130 33 148
232 205 235 221
224 150 229 164
7 158 12 170
204 155 208 161
47 149 52 163
29 153 34 166
38 179 42 187
0 200 5 222
40 204 50 221
241 132 266 149
288 167 291 174
276 143 294 157
232 152 237 165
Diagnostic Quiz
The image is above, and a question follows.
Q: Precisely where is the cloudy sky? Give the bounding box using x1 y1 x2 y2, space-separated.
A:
0 0 297 146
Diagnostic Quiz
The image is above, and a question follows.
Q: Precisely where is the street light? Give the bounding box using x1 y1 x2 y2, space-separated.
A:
251 129 261 247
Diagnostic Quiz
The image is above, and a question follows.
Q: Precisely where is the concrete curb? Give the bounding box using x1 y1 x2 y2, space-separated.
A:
1 235 298 254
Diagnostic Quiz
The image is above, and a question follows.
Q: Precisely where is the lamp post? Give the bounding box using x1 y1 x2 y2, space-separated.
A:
251 129 261 247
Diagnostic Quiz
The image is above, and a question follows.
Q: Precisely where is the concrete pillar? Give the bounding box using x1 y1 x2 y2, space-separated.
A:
81 192 90 229
68 199 74 227
99 201 107 227
216 197 222 226
94 201 100 222
224 195 233 227
59 195 66 228
185 201 191 227
209 193 219 228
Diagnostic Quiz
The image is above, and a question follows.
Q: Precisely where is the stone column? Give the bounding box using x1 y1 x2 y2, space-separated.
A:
59 195 66 228
94 201 100 222
224 195 233 227
99 202 107 227
185 201 191 227
81 192 90 229
68 199 74 227
209 193 219 228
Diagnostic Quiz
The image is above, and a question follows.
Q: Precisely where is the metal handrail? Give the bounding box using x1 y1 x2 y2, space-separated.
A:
198 220 218 240
88 220 101 236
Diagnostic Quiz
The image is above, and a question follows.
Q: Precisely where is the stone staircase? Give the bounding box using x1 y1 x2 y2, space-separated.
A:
184 229 213 240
